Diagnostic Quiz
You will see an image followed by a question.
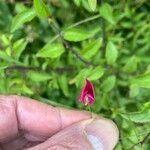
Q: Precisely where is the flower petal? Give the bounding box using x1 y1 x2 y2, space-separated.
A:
86 79 95 99
79 86 87 102
86 94 95 105
79 79 95 105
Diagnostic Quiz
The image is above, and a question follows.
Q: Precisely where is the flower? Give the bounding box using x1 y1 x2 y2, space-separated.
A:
79 79 95 105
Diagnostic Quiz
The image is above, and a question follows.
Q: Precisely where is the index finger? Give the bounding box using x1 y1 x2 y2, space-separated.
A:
0 95 92 142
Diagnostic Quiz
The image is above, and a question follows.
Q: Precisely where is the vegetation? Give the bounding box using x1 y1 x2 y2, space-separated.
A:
0 0 150 149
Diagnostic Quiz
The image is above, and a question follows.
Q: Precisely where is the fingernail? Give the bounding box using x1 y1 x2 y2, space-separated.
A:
86 134 104 150
85 119 119 150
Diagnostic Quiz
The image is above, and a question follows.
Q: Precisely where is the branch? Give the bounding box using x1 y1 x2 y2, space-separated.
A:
67 14 100 29
5 65 74 73
49 19 94 66
62 40 93 66
5 66 39 72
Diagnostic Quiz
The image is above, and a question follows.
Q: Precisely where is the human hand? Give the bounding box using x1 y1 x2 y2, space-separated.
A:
0 95 119 150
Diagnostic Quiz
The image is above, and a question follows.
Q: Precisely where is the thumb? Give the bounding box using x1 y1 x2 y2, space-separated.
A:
27 118 119 150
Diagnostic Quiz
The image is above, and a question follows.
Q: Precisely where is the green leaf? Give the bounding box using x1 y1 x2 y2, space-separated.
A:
11 8 36 32
99 3 115 24
81 38 102 59
76 68 92 87
81 0 94 12
123 56 138 73
13 39 27 60
102 75 116 92
88 0 97 11
33 0 50 18
15 3 28 13
21 84 33 95
105 41 118 65
143 102 150 110
88 66 104 81
74 0 81 6
131 71 150 88
28 71 52 82
121 110 150 123
0 51 23 65
129 84 139 97
58 75 69 97
63 27 100 42
36 43 65 58
73 66 104 87
0 62 8 70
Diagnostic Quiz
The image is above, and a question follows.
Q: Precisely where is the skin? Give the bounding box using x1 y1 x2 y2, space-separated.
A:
0 95 119 150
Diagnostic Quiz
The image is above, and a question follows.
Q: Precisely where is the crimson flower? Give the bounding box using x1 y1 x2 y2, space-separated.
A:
79 79 95 105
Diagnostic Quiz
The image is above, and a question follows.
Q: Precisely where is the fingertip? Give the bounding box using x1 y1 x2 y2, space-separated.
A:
85 118 119 150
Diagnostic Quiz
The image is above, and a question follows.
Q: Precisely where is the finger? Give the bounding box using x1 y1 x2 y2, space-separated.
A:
26 118 119 150
0 95 93 142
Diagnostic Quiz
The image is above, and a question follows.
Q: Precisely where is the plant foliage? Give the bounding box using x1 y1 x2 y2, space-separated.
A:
0 0 150 149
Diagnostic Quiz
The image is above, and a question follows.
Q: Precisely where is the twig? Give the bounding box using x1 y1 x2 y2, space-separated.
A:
5 65 74 73
67 14 101 29
49 19 94 66
5 66 39 71
49 14 101 43
63 40 92 66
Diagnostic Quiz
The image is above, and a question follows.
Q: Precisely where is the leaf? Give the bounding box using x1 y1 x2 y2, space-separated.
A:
121 110 150 123
102 75 116 92
13 39 27 60
143 102 150 110
88 66 104 81
21 84 33 95
129 84 139 98
11 8 36 32
0 51 23 65
88 0 97 11
74 0 81 6
58 75 69 97
105 41 118 65
99 3 115 24
28 71 52 82
0 62 8 70
73 66 104 87
76 68 92 87
131 71 150 88
123 56 138 73
36 43 65 58
81 38 102 59
33 0 50 18
81 0 94 12
63 27 100 42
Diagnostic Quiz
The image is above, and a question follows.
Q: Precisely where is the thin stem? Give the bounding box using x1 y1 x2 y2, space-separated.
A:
49 18 94 66
5 65 74 73
67 14 101 29
49 14 101 43
88 105 93 118
63 40 93 66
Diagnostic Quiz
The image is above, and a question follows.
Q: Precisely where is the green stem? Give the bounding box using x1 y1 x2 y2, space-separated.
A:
49 14 101 43
88 105 93 118
67 14 100 29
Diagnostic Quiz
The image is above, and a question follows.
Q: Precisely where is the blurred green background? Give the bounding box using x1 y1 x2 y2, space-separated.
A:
0 0 150 149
